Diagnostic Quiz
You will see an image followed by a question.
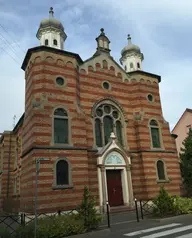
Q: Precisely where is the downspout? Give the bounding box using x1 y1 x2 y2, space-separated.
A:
6 134 11 198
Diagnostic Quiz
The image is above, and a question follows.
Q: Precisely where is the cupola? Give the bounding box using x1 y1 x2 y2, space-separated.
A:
36 7 67 50
120 34 144 72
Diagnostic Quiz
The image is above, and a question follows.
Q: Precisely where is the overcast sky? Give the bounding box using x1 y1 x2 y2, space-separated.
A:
0 0 191 132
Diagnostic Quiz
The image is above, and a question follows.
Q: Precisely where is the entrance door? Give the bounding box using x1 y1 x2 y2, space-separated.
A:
106 170 123 207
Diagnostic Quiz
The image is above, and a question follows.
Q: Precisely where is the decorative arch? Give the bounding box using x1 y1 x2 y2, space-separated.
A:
56 59 65 66
65 61 74 68
91 97 126 118
103 148 130 166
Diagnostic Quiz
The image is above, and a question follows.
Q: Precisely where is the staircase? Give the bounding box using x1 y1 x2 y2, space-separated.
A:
110 205 135 214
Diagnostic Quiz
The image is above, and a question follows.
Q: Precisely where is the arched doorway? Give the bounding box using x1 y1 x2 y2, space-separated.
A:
97 149 133 210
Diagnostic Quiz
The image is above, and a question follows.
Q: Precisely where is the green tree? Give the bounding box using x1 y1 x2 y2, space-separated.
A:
153 186 175 217
77 186 102 230
180 128 192 196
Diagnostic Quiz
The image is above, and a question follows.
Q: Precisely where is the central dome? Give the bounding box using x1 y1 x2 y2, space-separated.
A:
39 7 64 31
121 34 141 56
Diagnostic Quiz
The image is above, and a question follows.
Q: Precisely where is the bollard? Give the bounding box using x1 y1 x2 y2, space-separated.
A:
58 210 61 216
106 201 111 228
140 200 144 220
135 198 139 222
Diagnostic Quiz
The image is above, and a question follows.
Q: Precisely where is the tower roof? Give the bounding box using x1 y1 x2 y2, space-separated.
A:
121 34 141 56
36 7 64 39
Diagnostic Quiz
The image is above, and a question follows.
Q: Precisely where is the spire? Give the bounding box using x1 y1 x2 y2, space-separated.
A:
49 7 54 18
100 28 105 36
127 34 132 45
94 28 111 56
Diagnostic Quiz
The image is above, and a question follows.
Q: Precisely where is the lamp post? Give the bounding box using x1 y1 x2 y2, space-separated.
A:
34 158 49 238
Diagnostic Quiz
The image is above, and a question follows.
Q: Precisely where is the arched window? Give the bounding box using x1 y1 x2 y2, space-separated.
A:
130 62 134 69
95 119 102 147
137 62 140 69
124 65 127 71
53 39 57 46
56 160 69 185
54 108 68 144
157 160 166 180
94 103 124 147
116 121 123 145
150 120 161 148
45 39 49 46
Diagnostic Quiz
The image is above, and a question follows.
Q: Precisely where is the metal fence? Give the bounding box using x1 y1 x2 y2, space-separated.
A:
0 209 78 235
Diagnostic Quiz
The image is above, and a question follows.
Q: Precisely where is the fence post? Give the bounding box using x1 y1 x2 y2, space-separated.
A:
106 201 110 228
21 213 25 226
140 200 144 220
135 198 139 222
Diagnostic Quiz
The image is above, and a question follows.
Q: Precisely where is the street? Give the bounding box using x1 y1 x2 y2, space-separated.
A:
74 214 192 238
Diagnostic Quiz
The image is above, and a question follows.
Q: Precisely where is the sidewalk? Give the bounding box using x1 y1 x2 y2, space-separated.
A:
67 210 140 238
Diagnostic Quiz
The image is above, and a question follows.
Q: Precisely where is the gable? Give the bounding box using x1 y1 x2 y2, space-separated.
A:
172 109 192 133
80 54 130 82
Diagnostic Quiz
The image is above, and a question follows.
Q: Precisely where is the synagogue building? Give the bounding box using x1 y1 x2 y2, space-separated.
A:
0 8 182 213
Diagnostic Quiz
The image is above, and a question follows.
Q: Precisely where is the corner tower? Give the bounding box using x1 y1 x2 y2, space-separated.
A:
120 34 144 72
36 7 67 50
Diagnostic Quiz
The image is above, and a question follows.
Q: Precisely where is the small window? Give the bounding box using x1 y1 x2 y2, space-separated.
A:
45 39 49 46
150 120 161 148
56 77 65 86
147 94 154 102
137 62 140 69
54 108 68 144
103 81 110 90
53 39 58 46
130 62 134 68
56 160 69 185
157 160 166 180
125 65 127 71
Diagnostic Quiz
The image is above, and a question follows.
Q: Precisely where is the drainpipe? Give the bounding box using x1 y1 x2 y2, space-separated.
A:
6 133 12 198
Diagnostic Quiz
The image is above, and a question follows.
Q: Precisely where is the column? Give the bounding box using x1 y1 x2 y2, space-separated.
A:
126 165 134 207
100 165 107 213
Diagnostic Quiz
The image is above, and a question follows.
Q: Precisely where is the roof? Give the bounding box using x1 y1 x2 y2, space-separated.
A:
128 70 161 83
172 108 192 133
21 46 83 71
13 113 25 133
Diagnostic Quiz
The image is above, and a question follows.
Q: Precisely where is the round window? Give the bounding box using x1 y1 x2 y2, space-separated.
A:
104 105 111 114
56 77 65 86
113 111 119 119
147 94 154 102
103 81 110 90
96 108 103 117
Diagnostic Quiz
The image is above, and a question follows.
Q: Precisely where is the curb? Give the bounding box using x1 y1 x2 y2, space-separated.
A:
65 228 110 238
147 213 192 222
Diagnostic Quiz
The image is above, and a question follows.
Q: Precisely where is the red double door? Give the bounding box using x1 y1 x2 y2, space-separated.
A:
106 170 124 207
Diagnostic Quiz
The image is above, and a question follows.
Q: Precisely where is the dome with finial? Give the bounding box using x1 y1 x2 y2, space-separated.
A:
39 7 64 31
121 34 141 56
36 7 67 50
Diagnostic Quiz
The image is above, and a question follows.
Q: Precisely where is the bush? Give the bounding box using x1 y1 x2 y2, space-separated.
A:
0 228 10 238
153 186 175 217
77 186 102 230
174 196 192 214
15 214 85 238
